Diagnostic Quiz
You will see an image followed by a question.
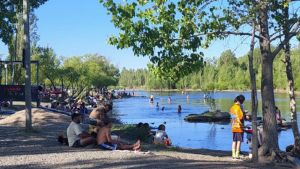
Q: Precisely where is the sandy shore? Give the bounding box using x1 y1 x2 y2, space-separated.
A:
0 108 292 169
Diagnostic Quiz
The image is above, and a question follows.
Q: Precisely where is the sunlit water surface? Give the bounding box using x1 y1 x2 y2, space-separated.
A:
111 91 299 151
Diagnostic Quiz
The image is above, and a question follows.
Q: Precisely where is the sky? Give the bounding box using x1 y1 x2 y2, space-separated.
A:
0 0 297 70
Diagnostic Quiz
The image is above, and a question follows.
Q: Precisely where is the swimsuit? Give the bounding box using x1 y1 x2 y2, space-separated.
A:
89 118 98 125
99 142 117 150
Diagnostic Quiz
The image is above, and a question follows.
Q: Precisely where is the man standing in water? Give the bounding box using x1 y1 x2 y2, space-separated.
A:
230 95 244 159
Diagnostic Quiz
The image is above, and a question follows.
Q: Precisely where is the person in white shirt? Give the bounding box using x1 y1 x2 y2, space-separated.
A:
153 124 172 146
67 113 94 147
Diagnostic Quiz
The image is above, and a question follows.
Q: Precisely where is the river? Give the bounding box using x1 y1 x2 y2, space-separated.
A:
112 90 297 151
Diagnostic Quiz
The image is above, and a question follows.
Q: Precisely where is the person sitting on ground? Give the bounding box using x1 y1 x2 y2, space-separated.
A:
137 122 143 128
153 124 172 146
97 118 140 150
67 113 95 147
276 106 282 125
51 101 57 109
89 104 112 127
56 102 65 111
178 105 182 113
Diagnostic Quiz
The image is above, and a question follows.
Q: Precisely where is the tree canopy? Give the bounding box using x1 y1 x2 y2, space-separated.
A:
0 0 48 44
100 0 300 157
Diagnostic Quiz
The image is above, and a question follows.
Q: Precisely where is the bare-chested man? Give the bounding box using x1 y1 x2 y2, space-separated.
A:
89 104 112 127
97 118 140 150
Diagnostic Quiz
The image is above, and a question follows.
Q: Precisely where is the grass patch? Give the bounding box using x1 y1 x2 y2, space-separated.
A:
17 126 42 133
141 143 180 152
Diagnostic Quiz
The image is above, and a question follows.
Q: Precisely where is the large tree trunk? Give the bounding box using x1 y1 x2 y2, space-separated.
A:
284 38 300 153
283 5 300 154
257 0 279 156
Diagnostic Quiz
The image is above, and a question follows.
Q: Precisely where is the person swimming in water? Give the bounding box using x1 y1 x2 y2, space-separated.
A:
178 105 182 113
156 102 159 107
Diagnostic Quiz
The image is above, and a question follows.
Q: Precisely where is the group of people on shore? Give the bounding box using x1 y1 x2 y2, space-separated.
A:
59 102 141 151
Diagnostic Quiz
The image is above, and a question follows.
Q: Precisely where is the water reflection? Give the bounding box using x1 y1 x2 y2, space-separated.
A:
112 91 296 151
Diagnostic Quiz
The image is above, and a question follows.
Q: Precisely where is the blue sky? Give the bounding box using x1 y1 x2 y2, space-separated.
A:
1 0 294 70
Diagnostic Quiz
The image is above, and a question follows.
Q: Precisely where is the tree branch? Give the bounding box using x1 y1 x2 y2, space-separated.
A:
172 30 264 41
272 17 300 57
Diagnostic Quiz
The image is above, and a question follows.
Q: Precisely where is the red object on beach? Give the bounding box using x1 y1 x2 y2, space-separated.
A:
165 140 168 146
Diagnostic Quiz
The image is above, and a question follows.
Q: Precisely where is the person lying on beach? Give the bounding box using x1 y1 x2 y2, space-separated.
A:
97 118 140 150
89 104 112 127
67 113 95 147
153 124 172 146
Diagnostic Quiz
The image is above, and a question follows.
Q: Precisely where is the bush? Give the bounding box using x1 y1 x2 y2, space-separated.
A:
218 83 228 90
192 84 199 90
204 83 215 90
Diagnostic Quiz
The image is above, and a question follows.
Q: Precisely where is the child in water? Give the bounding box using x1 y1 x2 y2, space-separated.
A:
156 102 159 107
153 124 172 146
178 105 182 113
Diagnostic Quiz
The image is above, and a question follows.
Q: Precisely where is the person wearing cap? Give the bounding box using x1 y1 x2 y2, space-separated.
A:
67 113 95 147
89 104 112 127
97 118 140 150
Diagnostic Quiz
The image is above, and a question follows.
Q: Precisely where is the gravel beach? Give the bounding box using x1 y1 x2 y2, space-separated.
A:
0 108 291 169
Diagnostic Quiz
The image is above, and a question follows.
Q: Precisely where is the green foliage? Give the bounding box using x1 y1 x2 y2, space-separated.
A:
118 46 300 92
100 0 206 81
0 0 48 44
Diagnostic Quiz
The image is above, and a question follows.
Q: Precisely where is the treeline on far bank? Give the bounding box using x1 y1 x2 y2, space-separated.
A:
116 45 300 91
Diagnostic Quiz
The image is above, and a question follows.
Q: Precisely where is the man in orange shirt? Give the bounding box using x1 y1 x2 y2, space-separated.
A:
230 95 244 159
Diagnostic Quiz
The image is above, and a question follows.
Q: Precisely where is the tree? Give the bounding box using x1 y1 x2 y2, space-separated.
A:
100 0 300 158
31 45 60 90
0 0 48 45
282 4 300 156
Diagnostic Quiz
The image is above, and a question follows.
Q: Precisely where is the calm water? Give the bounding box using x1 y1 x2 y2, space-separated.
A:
112 91 299 151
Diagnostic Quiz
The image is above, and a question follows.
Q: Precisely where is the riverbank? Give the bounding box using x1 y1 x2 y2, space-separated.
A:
121 88 300 95
0 107 295 168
